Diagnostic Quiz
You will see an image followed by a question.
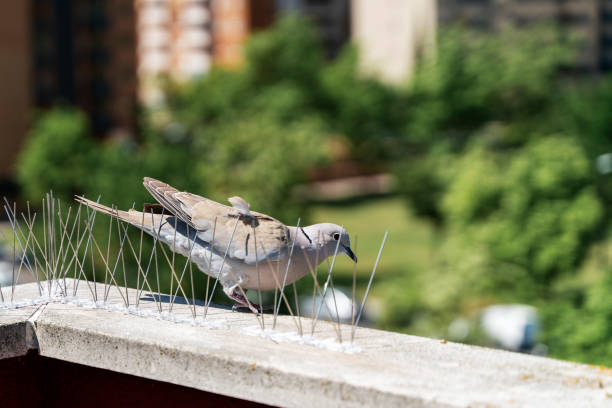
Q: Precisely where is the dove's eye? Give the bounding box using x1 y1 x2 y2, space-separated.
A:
332 233 340 241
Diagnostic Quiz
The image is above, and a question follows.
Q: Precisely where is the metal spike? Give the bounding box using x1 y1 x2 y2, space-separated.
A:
4 202 46 294
204 217 239 319
11 202 16 302
136 208 166 304
300 241 342 339
273 218 300 329
312 226 343 333
352 231 388 343
118 220 161 312
257 241 301 333
253 225 264 329
351 235 358 338
103 204 132 305
204 217 217 318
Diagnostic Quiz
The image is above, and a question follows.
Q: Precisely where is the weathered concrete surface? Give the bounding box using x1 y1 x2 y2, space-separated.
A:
2 281 612 407
0 305 39 359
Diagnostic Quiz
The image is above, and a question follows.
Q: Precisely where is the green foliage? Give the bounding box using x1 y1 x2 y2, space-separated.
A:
555 76 612 207
397 25 573 221
442 136 603 284
560 76 612 157
86 131 200 210
387 24 612 366
191 114 329 223
406 25 572 147
165 69 249 127
17 108 97 203
170 16 404 165
393 153 446 222
244 14 324 93
388 135 602 348
320 46 407 162
542 271 612 366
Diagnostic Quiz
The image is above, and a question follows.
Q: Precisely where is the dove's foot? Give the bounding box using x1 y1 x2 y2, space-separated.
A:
229 291 273 314
229 291 260 314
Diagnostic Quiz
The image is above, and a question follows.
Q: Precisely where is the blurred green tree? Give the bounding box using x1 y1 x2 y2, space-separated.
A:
542 270 612 366
320 45 407 163
190 113 329 223
17 107 96 203
397 25 573 221
441 135 603 284
406 25 571 147
383 134 605 342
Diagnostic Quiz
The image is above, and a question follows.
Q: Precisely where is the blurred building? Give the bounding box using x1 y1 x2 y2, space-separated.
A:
0 2 30 182
213 0 277 66
439 0 612 71
136 0 214 104
137 0 349 104
352 0 436 84
33 0 138 136
206 0 350 66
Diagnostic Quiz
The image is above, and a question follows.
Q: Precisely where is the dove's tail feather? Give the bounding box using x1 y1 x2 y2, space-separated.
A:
74 195 166 234
74 196 130 219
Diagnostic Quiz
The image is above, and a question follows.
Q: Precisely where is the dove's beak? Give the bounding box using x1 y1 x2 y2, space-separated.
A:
343 245 357 263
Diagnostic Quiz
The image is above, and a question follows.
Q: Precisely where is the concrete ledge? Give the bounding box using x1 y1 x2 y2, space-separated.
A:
2 281 612 407
0 305 38 359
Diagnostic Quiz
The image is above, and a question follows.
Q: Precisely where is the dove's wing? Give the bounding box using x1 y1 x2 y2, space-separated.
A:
143 177 289 264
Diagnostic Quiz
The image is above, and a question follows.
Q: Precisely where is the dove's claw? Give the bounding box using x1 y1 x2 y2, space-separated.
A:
229 291 260 314
228 290 273 314
233 303 260 314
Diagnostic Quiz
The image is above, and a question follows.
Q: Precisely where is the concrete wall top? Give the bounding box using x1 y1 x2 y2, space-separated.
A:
1 281 612 407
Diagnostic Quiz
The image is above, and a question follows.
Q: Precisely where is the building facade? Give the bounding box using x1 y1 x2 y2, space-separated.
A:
351 0 436 84
32 0 138 136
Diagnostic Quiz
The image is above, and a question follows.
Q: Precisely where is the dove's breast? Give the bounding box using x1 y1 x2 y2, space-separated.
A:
230 251 317 291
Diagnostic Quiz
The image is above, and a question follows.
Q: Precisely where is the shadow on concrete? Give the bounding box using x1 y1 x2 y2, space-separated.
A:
139 293 233 310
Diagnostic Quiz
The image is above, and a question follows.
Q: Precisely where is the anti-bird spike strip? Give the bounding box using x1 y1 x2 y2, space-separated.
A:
0 192 388 351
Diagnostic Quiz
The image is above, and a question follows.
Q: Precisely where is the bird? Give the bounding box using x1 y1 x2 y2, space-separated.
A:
75 177 356 313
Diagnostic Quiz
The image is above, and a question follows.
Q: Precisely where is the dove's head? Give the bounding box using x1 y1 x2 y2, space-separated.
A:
303 223 357 263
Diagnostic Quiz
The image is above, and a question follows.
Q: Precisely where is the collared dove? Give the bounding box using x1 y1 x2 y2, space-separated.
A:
75 177 356 312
